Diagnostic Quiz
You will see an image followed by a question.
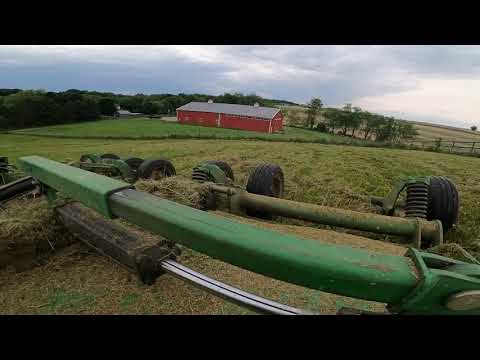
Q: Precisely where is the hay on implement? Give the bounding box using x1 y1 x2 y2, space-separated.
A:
134 176 222 210
427 243 480 264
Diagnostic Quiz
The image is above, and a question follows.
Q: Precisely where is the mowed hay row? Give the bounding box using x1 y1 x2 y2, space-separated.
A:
0 198 76 272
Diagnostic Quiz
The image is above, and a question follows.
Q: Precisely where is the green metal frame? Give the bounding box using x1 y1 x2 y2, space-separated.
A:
192 163 230 184
18 156 480 314
70 154 137 183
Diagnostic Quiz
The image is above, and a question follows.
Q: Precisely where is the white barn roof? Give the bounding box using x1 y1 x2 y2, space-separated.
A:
176 102 280 120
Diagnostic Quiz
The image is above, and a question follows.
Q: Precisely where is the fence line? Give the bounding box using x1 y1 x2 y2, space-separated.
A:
407 139 479 155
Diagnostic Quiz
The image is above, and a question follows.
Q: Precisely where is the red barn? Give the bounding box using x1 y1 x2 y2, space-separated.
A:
176 101 283 134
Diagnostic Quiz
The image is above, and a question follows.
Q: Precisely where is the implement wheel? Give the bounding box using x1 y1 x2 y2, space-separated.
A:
427 176 459 231
205 160 234 181
100 153 120 160
80 154 100 163
246 163 284 219
138 159 176 180
124 157 144 171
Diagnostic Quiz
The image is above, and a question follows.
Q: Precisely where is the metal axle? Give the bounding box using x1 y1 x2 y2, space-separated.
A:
209 184 443 248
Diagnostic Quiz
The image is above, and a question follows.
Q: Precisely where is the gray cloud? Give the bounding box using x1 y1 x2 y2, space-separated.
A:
0 45 479 127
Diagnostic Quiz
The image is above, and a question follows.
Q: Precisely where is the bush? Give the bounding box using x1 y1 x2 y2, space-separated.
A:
315 122 329 133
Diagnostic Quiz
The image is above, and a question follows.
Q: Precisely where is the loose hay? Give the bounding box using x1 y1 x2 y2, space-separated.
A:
0 197 75 271
427 243 480 264
135 177 218 210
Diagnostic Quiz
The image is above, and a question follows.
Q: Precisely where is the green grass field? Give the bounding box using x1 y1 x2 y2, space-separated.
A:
1 133 480 314
414 123 480 142
10 117 369 145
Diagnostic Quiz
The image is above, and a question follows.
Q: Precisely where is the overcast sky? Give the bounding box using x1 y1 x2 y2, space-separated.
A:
1 45 479 128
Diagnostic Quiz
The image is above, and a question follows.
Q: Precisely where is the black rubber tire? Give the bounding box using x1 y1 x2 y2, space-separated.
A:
100 153 120 160
427 176 459 232
245 163 284 219
205 160 234 181
123 157 144 171
138 158 176 180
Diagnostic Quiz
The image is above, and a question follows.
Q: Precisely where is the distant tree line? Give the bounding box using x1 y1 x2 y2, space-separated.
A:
0 88 298 130
0 89 101 130
115 92 293 115
285 98 418 143
322 104 418 142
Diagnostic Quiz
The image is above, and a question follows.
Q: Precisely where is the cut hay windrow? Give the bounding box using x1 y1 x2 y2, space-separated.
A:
0 198 75 271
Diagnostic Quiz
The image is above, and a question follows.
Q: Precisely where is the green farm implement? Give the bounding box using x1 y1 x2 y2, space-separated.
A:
68 153 176 183
1 154 479 315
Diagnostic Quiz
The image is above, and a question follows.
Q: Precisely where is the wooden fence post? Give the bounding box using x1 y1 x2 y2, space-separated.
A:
451 141 455 153
472 142 476 154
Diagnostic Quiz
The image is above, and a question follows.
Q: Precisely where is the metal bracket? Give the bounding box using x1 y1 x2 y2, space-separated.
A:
374 177 431 216
388 248 480 314
192 163 229 184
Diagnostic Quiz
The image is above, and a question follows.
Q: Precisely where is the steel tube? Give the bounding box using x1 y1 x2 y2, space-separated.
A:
109 189 418 304
161 260 313 315
0 176 35 202
234 191 440 242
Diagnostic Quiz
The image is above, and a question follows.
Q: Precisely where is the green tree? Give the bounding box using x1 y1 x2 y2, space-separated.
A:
323 108 341 133
350 107 363 137
361 112 376 140
306 98 323 129
338 104 354 136
374 116 397 142
98 98 117 116
398 122 418 141
472 125 478 131
142 101 160 115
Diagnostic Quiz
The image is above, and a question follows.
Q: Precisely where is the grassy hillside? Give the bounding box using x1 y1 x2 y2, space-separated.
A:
1 134 480 314
414 123 480 142
282 105 480 143
10 117 372 146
